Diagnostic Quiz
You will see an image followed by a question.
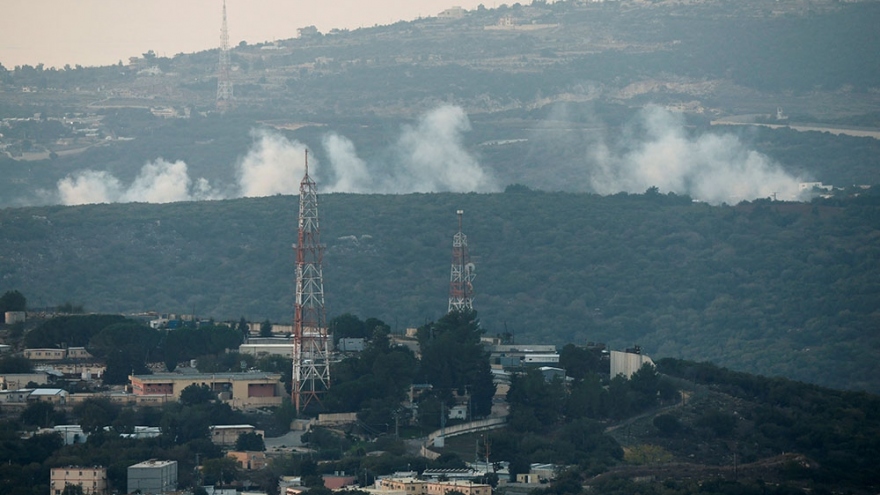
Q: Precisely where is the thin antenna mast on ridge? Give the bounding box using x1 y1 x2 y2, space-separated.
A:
216 0 234 110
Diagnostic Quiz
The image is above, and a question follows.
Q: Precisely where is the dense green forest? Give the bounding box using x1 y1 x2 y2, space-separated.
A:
2 189 879 393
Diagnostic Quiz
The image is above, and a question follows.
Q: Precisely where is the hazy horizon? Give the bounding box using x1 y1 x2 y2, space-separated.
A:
0 0 490 69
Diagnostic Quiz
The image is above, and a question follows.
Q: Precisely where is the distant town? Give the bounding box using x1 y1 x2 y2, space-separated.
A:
2 301 656 495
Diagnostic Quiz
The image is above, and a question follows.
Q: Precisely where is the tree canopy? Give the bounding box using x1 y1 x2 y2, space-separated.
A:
417 310 496 417
0 290 26 312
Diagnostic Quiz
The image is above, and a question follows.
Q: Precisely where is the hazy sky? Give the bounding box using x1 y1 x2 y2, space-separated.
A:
0 0 490 69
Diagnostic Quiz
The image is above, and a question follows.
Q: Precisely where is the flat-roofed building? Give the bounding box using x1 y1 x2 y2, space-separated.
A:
127 460 177 494
51 466 108 495
227 450 268 470
374 476 489 495
23 348 66 360
379 478 428 494
129 372 285 409
323 474 357 490
210 424 264 446
28 388 68 404
0 388 34 403
428 481 490 495
239 343 295 358
0 371 49 390
338 338 365 352
421 469 478 481
66 347 93 359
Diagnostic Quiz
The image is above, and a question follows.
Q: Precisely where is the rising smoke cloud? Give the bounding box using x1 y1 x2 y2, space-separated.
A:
57 159 221 205
51 105 498 205
588 106 802 204
321 105 498 194
237 129 307 197
391 105 497 193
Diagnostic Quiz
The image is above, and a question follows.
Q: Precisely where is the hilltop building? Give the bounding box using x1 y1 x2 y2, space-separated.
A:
438 6 466 19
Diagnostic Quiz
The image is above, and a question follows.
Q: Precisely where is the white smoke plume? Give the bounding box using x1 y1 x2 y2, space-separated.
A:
321 133 372 193
321 105 499 193
390 105 498 193
242 104 499 195
236 129 307 197
123 159 206 203
57 170 123 205
57 159 219 205
589 106 802 204
50 105 498 205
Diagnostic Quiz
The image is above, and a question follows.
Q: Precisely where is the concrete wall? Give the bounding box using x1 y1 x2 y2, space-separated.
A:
426 417 506 444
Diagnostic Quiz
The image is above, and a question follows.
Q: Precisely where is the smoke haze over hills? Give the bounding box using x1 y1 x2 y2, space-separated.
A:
51 105 500 205
586 107 804 204
48 105 802 206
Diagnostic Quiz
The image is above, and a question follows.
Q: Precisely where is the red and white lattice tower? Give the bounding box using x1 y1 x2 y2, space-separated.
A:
448 210 476 313
292 150 330 412
216 0 234 110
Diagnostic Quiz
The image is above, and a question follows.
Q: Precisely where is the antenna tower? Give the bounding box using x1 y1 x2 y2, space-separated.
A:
216 0 234 110
292 150 330 412
448 210 475 313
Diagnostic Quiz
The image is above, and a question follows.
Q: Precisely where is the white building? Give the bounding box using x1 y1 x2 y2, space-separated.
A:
5 311 26 324
52 425 88 445
239 343 295 358
609 349 654 380
128 460 178 495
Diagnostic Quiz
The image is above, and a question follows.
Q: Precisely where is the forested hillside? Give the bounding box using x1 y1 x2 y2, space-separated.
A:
2 189 878 393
